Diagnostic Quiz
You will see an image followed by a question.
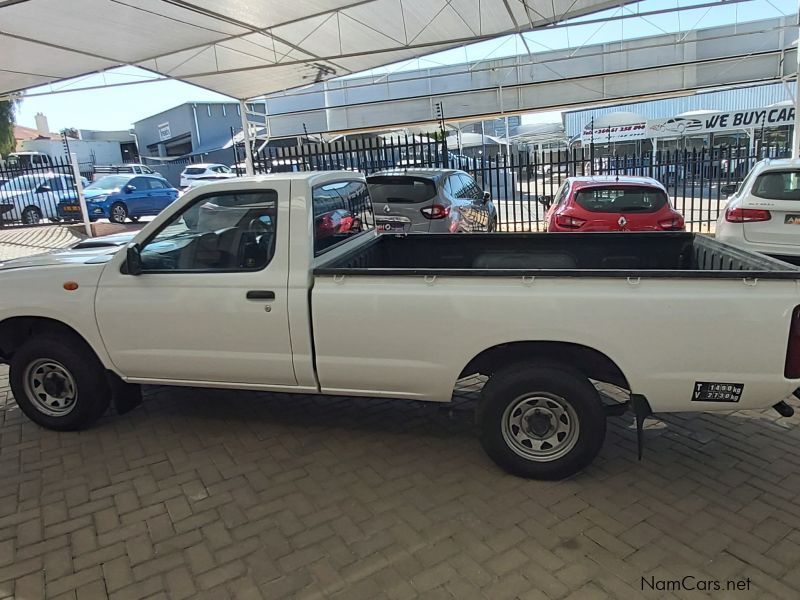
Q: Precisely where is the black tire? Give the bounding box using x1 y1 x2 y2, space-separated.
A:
478 361 606 480
9 334 111 431
109 202 128 224
488 217 498 232
21 207 42 225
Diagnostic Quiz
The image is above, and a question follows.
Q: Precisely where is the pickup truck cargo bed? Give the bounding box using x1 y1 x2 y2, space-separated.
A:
316 232 800 277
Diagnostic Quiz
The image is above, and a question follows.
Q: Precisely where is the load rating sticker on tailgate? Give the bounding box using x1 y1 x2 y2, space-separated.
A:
692 382 744 402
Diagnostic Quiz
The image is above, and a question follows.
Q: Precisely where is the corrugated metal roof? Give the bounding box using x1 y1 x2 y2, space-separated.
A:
0 0 632 101
564 83 795 137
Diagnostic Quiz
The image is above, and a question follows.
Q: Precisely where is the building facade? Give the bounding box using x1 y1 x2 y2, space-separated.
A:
133 102 266 161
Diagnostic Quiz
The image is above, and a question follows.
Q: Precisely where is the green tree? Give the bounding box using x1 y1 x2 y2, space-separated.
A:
0 99 16 158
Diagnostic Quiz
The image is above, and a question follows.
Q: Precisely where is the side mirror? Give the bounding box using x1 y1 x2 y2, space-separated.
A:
482 191 491 203
37 184 52 193
720 183 738 196
538 195 553 208
125 184 136 193
125 243 142 276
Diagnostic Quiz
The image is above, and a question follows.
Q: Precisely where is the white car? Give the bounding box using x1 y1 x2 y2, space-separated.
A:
0 173 86 224
716 158 800 264
179 163 235 188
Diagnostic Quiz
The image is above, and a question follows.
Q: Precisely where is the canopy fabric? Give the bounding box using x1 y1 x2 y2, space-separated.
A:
1 0 629 101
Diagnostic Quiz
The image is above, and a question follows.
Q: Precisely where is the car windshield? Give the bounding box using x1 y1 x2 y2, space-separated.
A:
184 167 207 175
574 185 668 213
0 175 44 192
367 176 437 204
87 175 129 191
751 170 800 200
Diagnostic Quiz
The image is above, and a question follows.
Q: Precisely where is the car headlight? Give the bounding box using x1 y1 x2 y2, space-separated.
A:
87 195 108 203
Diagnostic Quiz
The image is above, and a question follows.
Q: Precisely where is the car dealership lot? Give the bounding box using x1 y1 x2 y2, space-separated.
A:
2 369 800 598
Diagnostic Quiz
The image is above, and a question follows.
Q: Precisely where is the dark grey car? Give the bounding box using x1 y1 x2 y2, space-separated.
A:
367 169 497 233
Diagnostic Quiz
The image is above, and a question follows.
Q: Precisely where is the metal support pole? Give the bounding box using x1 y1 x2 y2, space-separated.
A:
504 116 511 156
794 4 800 160
70 152 92 237
240 100 255 176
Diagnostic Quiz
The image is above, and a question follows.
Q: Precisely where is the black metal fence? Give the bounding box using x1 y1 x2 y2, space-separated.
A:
253 136 790 232
0 155 93 228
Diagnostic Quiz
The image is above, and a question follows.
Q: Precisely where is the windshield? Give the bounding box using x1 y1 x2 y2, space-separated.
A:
87 175 129 191
367 176 437 204
574 185 668 213
0 174 44 192
752 170 800 200
184 167 207 175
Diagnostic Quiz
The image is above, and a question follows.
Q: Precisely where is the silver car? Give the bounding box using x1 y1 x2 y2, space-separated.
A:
367 169 497 233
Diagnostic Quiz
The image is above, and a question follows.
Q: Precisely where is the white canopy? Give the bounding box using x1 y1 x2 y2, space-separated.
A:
1 0 630 100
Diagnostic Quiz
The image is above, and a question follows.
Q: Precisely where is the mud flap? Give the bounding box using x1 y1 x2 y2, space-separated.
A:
107 372 142 415
630 394 653 460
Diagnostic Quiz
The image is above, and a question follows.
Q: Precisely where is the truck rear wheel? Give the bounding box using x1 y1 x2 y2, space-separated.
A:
478 362 606 479
9 334 111 431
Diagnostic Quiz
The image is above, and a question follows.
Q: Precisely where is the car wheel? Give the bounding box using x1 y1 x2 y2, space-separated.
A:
488 217 498 232
9 333 111 431
21 207 42 225
477 361 606 480
109 202 128 224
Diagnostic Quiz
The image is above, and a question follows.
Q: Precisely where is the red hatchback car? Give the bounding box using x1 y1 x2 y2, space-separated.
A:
543 176 685 232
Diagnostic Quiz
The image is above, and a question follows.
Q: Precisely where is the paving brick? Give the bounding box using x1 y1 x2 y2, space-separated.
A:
47 566 104 597
102 556 134 593
2 364 800 599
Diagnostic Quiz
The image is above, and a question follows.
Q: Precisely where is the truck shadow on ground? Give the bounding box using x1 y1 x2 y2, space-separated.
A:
125 382 800 491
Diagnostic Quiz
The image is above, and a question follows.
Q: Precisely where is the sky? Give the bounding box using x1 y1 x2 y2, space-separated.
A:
13 0 796 132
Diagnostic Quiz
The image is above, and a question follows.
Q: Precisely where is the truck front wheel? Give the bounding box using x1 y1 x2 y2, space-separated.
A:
9 334 111 431
478 362 606 479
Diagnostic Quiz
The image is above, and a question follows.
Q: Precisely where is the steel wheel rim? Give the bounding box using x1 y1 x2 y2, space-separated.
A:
23 210 39 224
22 358 78 417
112 206 126 221
501 393 579 462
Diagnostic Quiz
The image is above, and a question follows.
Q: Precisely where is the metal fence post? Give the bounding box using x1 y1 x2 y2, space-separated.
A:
70 152 92 237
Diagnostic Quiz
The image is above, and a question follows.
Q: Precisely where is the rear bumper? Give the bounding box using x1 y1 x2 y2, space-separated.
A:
715 230 800 260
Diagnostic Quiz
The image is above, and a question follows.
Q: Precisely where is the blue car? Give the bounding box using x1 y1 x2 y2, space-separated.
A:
58 174 179 223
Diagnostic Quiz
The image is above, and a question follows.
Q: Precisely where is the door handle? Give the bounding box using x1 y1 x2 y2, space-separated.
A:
246 290 275 300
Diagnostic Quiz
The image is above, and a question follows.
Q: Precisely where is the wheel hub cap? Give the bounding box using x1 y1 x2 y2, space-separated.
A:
501 393 580 462
23 359 77 417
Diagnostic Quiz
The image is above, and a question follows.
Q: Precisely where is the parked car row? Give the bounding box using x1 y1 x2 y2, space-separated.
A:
366 169 686 234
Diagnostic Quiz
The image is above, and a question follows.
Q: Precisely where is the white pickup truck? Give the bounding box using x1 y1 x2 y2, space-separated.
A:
2 171 800 480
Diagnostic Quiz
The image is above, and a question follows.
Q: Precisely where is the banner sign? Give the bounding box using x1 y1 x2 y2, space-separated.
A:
581 123 646 144
158 122 171 141
647 107 795 138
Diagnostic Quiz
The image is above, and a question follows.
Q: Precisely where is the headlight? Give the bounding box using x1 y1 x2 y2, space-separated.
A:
87 195 108 203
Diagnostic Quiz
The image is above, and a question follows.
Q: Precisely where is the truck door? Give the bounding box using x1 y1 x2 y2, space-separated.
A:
96 183 296 386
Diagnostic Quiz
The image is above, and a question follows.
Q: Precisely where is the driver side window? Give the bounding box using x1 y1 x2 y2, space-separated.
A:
139 191 278 272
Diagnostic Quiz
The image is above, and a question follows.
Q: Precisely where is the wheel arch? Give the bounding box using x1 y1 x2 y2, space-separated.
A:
459 341 630 390
0 316 97 363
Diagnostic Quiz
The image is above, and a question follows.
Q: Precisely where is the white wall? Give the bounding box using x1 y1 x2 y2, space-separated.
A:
19 139 123 165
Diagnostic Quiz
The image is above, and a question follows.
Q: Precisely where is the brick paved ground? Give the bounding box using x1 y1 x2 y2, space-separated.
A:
2 366 800 599
0 227 82 261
